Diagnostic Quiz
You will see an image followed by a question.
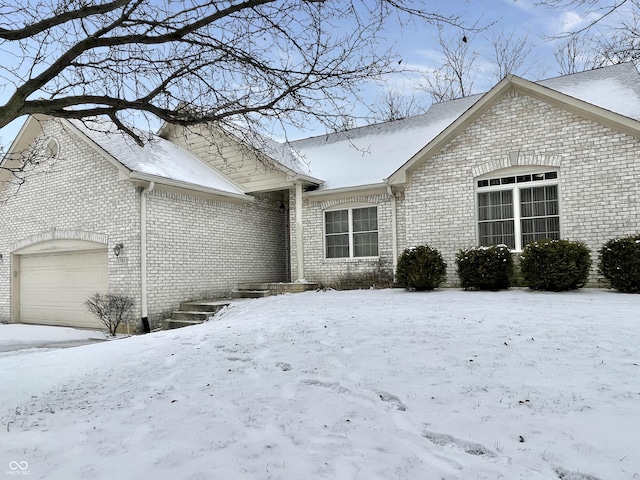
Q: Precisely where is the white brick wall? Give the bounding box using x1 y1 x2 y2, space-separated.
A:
0 119 141 323
290 192 395 286
398 90 640 286
145 189 288 325
0 119 289 329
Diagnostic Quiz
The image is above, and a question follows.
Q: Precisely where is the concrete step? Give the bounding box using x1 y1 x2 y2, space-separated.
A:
171 310 216 321
237 282 271 291
179 300 230 312
162 318 203 330
232 289 271 299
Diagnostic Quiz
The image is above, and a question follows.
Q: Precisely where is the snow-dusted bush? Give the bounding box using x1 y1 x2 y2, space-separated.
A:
598 235 640 293
520 239 591 291
396 245 446 291
85 292 134 336
456 245 513 291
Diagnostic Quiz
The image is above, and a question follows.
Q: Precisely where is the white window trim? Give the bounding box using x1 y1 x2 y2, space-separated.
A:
324 205 379 260
474 169 561 252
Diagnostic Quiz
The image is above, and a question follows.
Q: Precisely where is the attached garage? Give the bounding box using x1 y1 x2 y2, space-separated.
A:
14 240 108 328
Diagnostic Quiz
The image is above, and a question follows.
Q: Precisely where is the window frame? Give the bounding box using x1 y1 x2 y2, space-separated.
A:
323 205 379 259
475 169 561 252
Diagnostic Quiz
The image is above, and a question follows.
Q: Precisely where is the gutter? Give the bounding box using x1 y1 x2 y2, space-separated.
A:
127 172 252 204
303 182 388 198
140 181 155 333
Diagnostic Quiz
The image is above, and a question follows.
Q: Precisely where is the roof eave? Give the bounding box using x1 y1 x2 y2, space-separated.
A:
127 172 253 204
304 182 388 200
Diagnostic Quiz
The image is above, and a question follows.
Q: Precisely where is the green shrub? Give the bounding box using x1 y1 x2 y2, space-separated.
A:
456 245 514 290
396 245 447 291
520 239 591 291
598 235 640 293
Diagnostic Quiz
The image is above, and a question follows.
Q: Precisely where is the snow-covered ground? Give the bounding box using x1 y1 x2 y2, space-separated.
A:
1 288 638 480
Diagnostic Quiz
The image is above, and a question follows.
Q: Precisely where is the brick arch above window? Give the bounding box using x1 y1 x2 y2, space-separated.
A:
10 229 109 253
472 153 564 178
317 194 386 211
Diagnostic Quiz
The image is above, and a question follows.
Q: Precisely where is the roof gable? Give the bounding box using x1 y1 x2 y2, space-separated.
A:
388 64 640 185
159 122 321 193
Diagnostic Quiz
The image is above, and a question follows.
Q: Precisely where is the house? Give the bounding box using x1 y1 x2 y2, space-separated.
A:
0 117 320 330
1 63 639 330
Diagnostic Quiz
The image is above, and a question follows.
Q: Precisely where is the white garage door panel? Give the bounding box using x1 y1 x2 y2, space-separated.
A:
20 250 108 328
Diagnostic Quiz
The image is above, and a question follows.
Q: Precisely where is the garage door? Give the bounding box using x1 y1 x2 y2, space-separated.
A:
20 250 108 328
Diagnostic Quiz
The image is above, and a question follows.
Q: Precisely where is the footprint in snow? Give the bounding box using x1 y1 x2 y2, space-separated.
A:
276 362 291 371
300 379 351 394
375 390 406 411
423 430 495 457
555 467 604 480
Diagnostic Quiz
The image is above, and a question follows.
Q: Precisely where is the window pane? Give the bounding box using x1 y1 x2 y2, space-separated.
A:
479 220 515 249
353 207 377 232
478 191 514 248
354 232 378 257
325 210 348 234
520 186 560 246
326 234 349 258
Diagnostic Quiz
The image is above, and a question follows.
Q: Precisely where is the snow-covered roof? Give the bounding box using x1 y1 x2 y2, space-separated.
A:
537 62 640 121
71 119 246 196
290 95 480 190
290 63 640 191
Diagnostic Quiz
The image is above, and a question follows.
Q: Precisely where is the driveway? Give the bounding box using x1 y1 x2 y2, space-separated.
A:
0 323 106 353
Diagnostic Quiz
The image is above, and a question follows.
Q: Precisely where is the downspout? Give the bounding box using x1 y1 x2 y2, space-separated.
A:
140 181 155 333
387 185 398 281
295 181 305 281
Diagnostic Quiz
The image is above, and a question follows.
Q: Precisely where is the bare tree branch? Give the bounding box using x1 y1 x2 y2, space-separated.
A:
420 29 478 102
537 0 636 37
0 0 468 139
554 35 599 73
368 89 428 122
487 29 535 80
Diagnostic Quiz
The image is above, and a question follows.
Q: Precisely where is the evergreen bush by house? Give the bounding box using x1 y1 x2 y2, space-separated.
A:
520 239 591 291
598 235 640 293
456 245 514 290
396 245 447 291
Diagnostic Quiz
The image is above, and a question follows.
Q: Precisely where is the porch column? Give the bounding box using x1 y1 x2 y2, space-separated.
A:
295 181 305 280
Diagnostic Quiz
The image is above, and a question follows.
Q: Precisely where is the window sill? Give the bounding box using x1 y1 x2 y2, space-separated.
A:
323 256 380 262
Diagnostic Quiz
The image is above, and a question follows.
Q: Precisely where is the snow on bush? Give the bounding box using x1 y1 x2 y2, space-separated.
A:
456 244 513 290
520 239 591 291
598 234 640 293
396 245 446 291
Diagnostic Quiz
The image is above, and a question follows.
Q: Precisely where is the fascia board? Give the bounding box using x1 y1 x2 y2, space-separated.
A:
304 182 388 201
127 171 254 204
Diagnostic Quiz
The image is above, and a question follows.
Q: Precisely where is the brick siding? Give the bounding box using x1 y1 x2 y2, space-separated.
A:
398 89 640 286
